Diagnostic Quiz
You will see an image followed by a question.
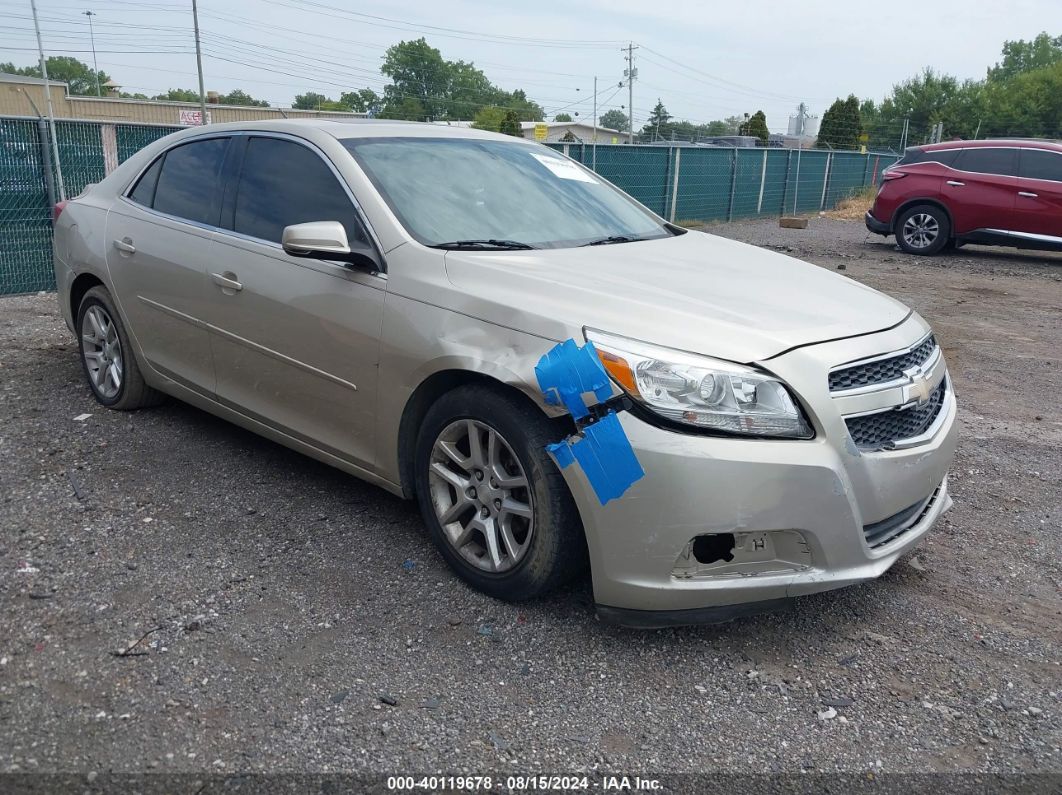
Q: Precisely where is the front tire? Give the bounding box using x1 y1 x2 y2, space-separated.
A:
896 204 950 256
76 286 162 410
413 385 587 601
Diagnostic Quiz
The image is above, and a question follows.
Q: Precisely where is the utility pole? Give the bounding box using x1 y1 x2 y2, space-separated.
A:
623 42 637 145
82 11 101 96
191 0 208 124
30 0 65 201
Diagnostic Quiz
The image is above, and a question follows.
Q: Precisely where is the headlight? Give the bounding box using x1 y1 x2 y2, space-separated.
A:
585 329 812 439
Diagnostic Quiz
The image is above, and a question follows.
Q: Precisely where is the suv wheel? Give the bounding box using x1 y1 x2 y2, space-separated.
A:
413 385 587 601
77 286 162 410
896 204 950 256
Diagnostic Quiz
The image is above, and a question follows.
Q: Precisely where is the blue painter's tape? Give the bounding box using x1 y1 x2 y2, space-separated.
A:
534 339 612 420
549 411 645 505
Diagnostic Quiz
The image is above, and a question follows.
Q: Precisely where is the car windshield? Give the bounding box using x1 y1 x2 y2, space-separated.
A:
342 137 672 249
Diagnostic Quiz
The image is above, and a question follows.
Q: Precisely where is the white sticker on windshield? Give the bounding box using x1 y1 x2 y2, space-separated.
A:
530 153 598 183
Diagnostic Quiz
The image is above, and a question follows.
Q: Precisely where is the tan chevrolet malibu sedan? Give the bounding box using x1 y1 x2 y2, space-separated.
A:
52 120 957 627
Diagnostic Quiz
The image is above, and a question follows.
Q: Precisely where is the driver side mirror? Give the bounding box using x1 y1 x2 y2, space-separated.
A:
281 220 380 272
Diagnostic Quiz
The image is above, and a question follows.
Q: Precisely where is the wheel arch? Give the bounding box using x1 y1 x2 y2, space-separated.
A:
891 198 954 236
396 369 573 500
69 272 106 323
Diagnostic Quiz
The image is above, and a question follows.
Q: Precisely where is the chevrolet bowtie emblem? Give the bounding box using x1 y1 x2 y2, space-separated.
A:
903 365 932 404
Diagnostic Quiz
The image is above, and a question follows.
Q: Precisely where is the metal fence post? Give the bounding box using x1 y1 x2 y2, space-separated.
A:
863 153 871 187
781 149 793 216
793 146 802 215
756 148 767 214
727 148 738 222
820 152 832 210
36 117 57 212
669 147 681 223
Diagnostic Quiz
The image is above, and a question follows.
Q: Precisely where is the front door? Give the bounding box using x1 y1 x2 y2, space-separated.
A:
104 136 231 396
200 135 385 469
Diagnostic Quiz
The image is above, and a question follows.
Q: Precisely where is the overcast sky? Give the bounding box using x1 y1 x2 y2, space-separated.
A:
3 0 1061 134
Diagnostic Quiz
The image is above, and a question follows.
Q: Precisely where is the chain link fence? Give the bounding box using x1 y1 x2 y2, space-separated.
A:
0 114 894 296
548 142 893 225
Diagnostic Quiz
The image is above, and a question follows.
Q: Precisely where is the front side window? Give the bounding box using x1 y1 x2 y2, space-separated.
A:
151 137 230 225
233 136 367 246
343 137 671 249
1018 149 1062 182
954 147 1017 177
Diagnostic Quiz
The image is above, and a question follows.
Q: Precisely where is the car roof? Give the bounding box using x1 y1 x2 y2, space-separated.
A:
170 118 529 143
920 139 1062 152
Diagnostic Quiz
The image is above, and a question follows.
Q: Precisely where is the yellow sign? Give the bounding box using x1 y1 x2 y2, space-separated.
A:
858 133 869 143
534 123 548 141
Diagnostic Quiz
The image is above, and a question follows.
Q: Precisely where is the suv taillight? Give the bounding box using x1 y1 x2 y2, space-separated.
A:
881 171 907 181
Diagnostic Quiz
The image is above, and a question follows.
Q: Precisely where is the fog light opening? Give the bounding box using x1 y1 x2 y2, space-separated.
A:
691 533 736 565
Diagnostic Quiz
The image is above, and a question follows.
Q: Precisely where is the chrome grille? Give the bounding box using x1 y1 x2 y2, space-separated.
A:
829 335 937 392
845 379 947 451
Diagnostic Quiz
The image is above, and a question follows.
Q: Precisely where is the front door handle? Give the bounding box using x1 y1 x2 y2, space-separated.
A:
113 237 136 254
210 271 243 294
946 180 965 187
1018 191 1038 198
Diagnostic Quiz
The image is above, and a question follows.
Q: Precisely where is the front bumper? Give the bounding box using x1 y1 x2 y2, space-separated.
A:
865 210 890 236
558 317 958 627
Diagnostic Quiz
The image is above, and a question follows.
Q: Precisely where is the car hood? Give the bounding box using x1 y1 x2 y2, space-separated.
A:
441 230 910 363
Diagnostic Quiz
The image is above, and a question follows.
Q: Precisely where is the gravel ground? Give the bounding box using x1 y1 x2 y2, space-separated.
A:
1 217 1060 787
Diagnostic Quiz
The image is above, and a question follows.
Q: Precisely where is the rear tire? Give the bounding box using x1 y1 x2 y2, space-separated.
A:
76 286 163 410
413 384 587 601
895 204 950 256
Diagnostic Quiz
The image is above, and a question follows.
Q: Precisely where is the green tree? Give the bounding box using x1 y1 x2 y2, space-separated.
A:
219 89 268 107
499 109 523 137
340 88 383 115
376 38 542 122
640 99 673 141
1 56 109 95
154 88 201 102
739 110 769 145
599 109 628 132
818 94 863 149
554 112 572 122
471 105 506 132
989 32 1062 81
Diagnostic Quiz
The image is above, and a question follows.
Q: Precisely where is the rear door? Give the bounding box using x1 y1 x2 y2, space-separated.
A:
105 136 231 395
198 133 385 469
943 147 1018 235
1013 147 1062 243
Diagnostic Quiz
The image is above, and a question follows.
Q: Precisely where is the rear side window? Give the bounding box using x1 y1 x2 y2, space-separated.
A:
1018 149 1062 182
895 148 960 168
953 148 1017 177
233 136 367 246
152 138 230 225
128 156 162 206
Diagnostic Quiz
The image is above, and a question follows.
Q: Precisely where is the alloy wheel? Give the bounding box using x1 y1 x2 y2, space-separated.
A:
901 213 940 250
81 305 123 399
427 419 534 573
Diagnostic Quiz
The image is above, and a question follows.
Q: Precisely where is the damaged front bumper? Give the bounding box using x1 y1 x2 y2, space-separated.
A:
556 347 958 629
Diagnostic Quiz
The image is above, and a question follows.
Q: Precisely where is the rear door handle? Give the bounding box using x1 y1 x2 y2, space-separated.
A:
946 180 965 187
210 271 243 293
1018 191 1038 198
113 238 136 254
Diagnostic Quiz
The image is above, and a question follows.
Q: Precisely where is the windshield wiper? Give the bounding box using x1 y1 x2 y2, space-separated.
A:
580 235 645 246
432 239 537 250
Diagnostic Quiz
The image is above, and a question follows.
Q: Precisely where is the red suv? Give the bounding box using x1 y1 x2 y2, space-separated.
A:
865 139 1062 256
